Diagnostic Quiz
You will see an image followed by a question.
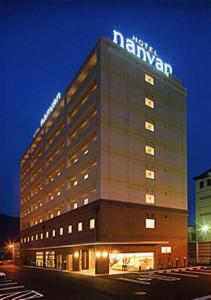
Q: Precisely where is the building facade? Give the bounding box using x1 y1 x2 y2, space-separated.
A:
20 34 187 274
192 169 211 264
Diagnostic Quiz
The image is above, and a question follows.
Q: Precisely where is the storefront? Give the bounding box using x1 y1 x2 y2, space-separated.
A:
109 252 154 271
35 252 44 267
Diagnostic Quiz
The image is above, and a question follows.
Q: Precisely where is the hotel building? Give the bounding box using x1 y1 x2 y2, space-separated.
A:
20 34 187 274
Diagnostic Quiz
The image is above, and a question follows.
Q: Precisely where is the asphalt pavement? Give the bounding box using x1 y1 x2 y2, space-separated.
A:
1 265 211 299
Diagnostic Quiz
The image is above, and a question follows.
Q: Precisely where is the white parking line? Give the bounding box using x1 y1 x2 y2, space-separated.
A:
142 274 181 281
0 290 44 300
0 283 18 287
192 295 211 300
0 286 24 292
184 271 211 276
169 272 199 278
118 277 151 285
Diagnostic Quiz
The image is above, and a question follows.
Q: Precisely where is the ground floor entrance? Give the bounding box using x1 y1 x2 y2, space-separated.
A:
109 252 154 271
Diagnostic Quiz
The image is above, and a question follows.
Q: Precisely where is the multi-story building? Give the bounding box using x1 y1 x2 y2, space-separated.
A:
192 169 211 264
20 31 187 274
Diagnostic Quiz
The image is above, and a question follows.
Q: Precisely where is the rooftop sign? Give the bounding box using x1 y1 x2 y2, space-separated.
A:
113 30 172 77
40 92 61 127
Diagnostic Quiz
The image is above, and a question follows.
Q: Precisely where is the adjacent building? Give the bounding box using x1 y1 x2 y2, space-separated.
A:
192 169 211 264
20 32 187 274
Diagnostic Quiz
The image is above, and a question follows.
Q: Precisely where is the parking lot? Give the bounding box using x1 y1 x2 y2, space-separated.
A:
1 265 211 299
0 271 44 300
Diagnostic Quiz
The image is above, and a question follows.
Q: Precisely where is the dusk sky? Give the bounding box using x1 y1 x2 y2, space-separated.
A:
1 0 211 225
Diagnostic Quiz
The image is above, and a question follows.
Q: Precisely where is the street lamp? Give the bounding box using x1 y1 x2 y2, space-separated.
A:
202 225 209 233
9 243 15 264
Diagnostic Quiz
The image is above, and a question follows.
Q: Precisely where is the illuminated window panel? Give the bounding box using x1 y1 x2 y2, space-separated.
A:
52 229 56 237
84 198 89 205
145 145 155 156
145 74 154 85
73 203 78 209
89 218 95 229
161 246 171 254
68 225 72 234
145 97 154 109
145 218 155 229
40 233 43 240
73 180 78 186
84 174 89 180
46 231 49 238
145 169 155 180
78 222 83 232
57 210 60 216
145 194 155 204
35 234 38 240
31 235 34 241
145 121 154 132
59 227 63 236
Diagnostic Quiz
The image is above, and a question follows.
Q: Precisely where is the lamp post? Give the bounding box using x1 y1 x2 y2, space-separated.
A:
9 244 15 264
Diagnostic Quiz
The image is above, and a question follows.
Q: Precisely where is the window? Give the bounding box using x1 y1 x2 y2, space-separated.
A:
59 227 63 236
145 194 155 204
145 74 154 85
31 235 34 241
207 179 211 186
40 218 42 223
57 191 61 196
145 121 154 132
74 180 78 186
68 225 72 234
35 234 38 240
84 150 89 155
46 231 49 238
145 97 154 109
50 213 54 219
145 218 155 229
84 174 89 180
200 181 204 188
84 198 89 205
145 170 155 179
145 145 155 156
78 222 83 232
21 238 23 244
57 210 60 216
161 246 171 254
52 229 56 237
73 158 78 164
73 203 78 209
40 233 43 240
89 218 95 229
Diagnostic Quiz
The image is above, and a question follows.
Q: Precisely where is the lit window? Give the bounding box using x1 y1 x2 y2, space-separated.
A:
145 97 154 109
145 218 155 229
27 236 30 242
73 158 78 164
145 74 154 85
78 222 83 232
35 234 38 240
84 198 89 205
24 238 26 243
145 194 155 204
46 231 49 238
40 202 42 207
145 169 155 179
59 227 63 236
68 225 72 234
50 213 54 219
40 233 43 240
74 180 78 186
161 246 171 254
89 218 95 229
73 203 78 209
35 221 38 225
84 150 89 155
52 229 56 237
40 218 42 223
57 210 60 216
21 238 23 244
50 195 54 200
31 235 34 241
145 121 154 132
57 191 61 196
145 145 155 156
84 174 89 180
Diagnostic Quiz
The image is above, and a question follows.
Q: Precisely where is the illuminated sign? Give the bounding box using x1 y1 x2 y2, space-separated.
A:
40 92 61 127
113 30 172 77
